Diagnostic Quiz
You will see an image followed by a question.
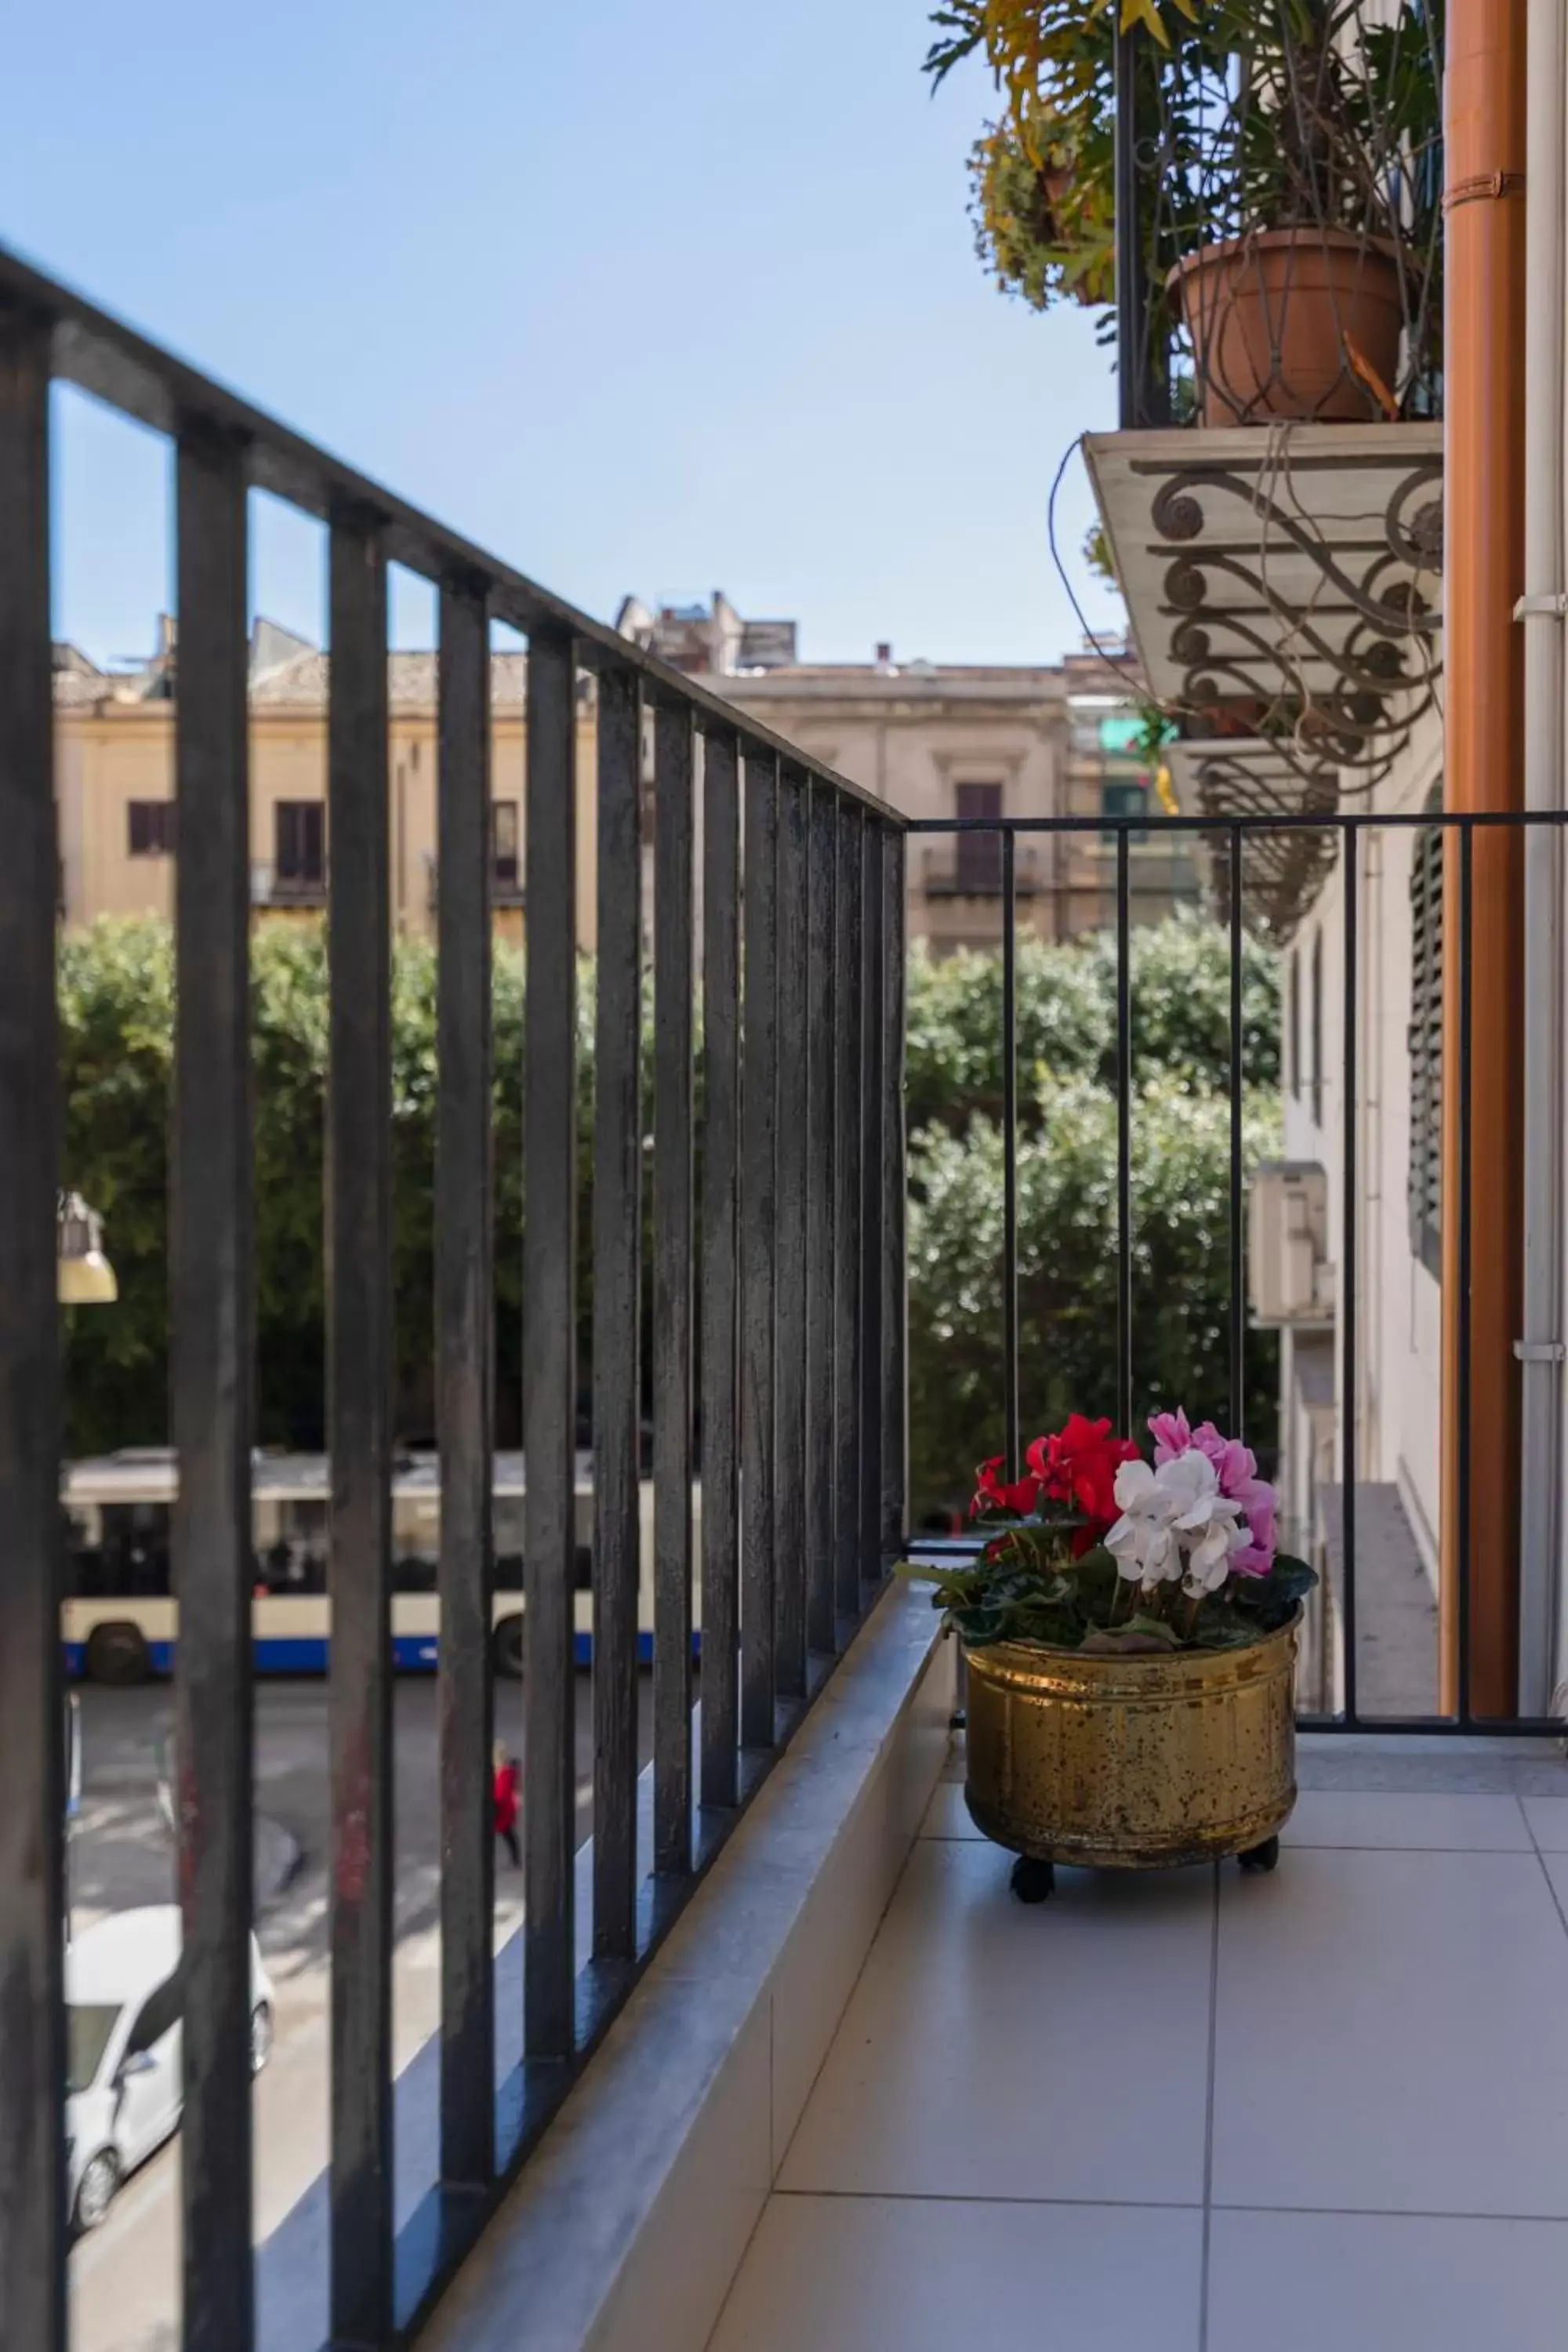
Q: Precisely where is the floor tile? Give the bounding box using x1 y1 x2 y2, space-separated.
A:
1212 1846 1568 2216
1207 2208 1568 2352
779 1837 1214 2203
918 1779 980 1838
1524 1797 1568 1853
1541 1852 1568 1919
1283 1790 1530 1850
1296 1740 1568 1798
707 2195 1202 2352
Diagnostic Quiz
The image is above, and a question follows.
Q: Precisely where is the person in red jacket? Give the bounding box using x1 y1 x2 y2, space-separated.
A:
493 1744 521 1868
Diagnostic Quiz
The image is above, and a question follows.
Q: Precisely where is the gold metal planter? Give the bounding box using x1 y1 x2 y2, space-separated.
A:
964 1614 1298 1877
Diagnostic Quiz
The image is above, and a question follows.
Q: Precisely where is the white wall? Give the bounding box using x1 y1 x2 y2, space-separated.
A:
1279 706 1444 1586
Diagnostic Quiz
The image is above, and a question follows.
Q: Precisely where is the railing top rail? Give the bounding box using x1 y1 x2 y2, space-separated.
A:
0 240 898 823
909 811 1568 834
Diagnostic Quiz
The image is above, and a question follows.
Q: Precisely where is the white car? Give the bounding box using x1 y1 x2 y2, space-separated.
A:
66 1905 274 2233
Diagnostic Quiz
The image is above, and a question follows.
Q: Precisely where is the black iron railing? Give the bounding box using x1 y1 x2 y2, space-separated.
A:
3 240 1565 2352
0 248 905 2351
909 810 1568 1742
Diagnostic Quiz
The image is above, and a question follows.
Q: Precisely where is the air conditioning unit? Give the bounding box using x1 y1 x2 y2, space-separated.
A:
1249 1162 1335 1327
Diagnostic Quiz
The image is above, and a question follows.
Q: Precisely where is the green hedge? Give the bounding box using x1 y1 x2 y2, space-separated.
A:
59 913 1279 1501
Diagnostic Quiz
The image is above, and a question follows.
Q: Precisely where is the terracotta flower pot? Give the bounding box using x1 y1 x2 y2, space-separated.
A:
1170 227 1404 427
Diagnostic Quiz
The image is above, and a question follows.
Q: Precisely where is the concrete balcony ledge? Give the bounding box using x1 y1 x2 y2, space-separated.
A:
419 1579 954 2352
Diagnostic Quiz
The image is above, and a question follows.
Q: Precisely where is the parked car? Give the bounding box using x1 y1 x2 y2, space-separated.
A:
66 1905 274 2232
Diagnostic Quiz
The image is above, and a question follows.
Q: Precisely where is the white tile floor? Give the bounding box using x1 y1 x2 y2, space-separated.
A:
706 1737 1568 2352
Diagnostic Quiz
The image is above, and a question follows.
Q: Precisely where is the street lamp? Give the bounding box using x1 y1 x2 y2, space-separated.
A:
57 1191 117 1305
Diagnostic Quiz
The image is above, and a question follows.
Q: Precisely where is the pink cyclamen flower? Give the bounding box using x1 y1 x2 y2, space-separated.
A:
1148 1409 1192 1465
1145 1411 1279 1576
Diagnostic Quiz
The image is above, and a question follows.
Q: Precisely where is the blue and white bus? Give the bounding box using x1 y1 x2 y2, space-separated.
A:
62 1450 674 1684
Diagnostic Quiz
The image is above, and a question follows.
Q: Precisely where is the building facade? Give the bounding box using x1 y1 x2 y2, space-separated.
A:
619 596 1197 952
53 619 596 953
56 602 1197 958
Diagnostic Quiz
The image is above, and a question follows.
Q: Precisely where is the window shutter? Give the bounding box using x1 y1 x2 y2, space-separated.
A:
1406 808 1443 1279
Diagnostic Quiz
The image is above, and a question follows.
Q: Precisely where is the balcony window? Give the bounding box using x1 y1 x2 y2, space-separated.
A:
953 782 1002 893
127 800 176 857
492 798 520 891
274 800 325 889
1101 778 1147 845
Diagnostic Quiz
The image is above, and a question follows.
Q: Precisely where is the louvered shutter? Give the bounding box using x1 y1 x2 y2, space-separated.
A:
1406 809 1443 1279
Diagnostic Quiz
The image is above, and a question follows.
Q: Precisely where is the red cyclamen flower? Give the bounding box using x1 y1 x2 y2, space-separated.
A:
970 1455 1043 1519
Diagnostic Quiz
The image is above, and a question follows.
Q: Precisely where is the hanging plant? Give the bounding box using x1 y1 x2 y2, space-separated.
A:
924 0 1445 412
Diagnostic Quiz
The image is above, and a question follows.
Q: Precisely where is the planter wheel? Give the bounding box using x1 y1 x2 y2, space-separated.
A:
1238 1835 1280 1875
1010 1856 1055 1904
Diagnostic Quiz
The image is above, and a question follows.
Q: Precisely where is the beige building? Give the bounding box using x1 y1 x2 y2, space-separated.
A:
54 602 1194 955
618 597 1197 951
53 619 594 953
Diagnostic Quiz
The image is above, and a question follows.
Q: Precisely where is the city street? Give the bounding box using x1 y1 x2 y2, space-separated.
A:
67 1672 652 2352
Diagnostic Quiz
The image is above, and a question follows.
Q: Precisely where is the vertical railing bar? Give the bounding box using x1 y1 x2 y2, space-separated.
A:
435 575 495 2190
652 699 695 1875
1229 823 1245 1439
699 728 741 1808
1002 829 1020 1478
172 419 256 2352
859 819 886 1579
1116 826 1133 1440
0 298 65 2352
833 804 864 1624
1340 823 1359 1730
1457 822 1475 1726
327 504 395 2347
740 750 779 1744
805 781 837 1652
592 663 643 1959
774 768 809 1696
880 826 909 1559
523 625 579 2056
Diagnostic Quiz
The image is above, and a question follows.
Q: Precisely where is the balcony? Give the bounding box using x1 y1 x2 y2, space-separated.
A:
8 251 1568 2352
251 862 328 910
425 858 527 915
699 1723 1568 2352
920 841 1044 898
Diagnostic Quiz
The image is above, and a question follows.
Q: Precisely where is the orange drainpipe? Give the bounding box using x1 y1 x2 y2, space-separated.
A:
1439 0 1527 1715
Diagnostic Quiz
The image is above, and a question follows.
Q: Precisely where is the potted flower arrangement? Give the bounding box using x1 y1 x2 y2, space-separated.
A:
909 1409 1316 1900
924 0 1443 426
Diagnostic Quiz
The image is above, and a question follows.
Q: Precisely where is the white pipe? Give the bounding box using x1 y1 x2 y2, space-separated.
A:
1518 0 1568 1714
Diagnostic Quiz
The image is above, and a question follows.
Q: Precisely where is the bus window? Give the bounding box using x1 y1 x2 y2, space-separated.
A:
495 1495 524 1592
392 1497 439 1593
81 1504 171 1598
65 1503 107 1598
253 1500 328 1596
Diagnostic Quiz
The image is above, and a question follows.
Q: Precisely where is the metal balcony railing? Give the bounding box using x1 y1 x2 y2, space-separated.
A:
4 245 1567 2352
0 246 906 2351
910 809 1568 1744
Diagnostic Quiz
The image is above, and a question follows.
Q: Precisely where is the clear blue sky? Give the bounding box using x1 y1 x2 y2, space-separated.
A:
0 0 1122 668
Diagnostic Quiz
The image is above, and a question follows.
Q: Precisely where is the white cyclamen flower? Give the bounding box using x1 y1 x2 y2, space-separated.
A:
1107 1450 1246 1596
1105 1457 1183 1585
1180 1512 1247 1598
